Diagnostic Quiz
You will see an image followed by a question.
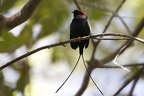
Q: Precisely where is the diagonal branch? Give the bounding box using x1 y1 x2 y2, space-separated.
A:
128 75 140 96
102 0 126 33
101 16 144 64
114 66 144 95
0 0 42 30
73 0 81 11
0 33 144 69
95 0 126 48
80 2 131 34
75 16 144 95
93 63 144 68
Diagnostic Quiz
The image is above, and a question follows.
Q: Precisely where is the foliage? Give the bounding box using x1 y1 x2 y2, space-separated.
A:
0 0 144 96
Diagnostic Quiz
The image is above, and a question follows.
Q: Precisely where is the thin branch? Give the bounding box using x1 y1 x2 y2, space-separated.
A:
92 63 144 68
80 2 112 12
111 16 144 71
115 14 131 34
117 15 144 54
73 0 81 11
101 16 144 64
90 33 144 44
0 0 42 30
114 67 144 95
95 0 126 48
95 37 129 40
80 2 131 34
75 16 144 95
128 76 140 96
103 0 126 33
0 33 144 71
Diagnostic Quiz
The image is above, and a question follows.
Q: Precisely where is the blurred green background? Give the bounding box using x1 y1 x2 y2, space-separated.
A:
0 0 144 96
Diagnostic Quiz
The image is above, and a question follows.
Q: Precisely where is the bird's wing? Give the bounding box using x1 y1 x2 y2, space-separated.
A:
70 21 78 49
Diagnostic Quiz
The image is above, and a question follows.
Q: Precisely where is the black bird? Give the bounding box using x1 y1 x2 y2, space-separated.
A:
56 10 104 95
70 10 90 55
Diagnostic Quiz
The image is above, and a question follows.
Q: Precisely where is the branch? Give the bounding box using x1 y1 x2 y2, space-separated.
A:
114 66 144 95
75 16 144 95
80 2 131 34
128 76 140 96
73 0 81 11
103 0 126 33
0 33 144 70
95 0 127 48
0 0 42 30
101 16 144 64
92 63 144 68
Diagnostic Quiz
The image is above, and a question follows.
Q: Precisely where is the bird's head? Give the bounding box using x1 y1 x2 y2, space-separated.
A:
72 10 85 17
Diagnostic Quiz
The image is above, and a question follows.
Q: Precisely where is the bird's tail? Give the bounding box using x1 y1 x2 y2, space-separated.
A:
79 47 83 55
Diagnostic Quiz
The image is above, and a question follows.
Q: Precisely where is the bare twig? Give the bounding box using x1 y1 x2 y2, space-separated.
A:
95 0 126 48
93 63 144 68
112 16 144 71
116 16 144 54
80 2 131 34
115 14 131 34
73 0 81 11
128 76 140 96
101 16 144 64
114 67 144 95
0 33 144 71
103 0 126 33
95 37 129 40
76 16 144 95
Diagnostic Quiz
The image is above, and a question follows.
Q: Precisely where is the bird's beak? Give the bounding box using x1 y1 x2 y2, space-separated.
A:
71 11 74 13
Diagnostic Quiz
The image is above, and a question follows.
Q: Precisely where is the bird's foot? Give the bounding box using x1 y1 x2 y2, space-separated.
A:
77 37 81 42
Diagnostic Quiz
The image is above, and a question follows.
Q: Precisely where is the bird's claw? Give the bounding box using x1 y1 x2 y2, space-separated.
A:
77 37 81 42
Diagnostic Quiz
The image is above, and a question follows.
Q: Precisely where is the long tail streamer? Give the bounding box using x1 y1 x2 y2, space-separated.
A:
82 55 104 95
55 55 81 93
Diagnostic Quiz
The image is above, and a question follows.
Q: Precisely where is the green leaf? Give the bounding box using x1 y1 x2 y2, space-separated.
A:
0 0 18 13
17 23 33 46
32 0 69 40
0 32 21 52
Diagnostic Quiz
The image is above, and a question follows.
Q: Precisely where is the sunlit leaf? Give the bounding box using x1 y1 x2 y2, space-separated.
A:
17 23 33 47
0 0 18 13
32 0 69 40
0 32 21 52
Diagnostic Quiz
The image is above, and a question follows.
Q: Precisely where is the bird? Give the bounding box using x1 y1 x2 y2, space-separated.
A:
70 10 90 55
70 10 104 95
56 10 103 95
